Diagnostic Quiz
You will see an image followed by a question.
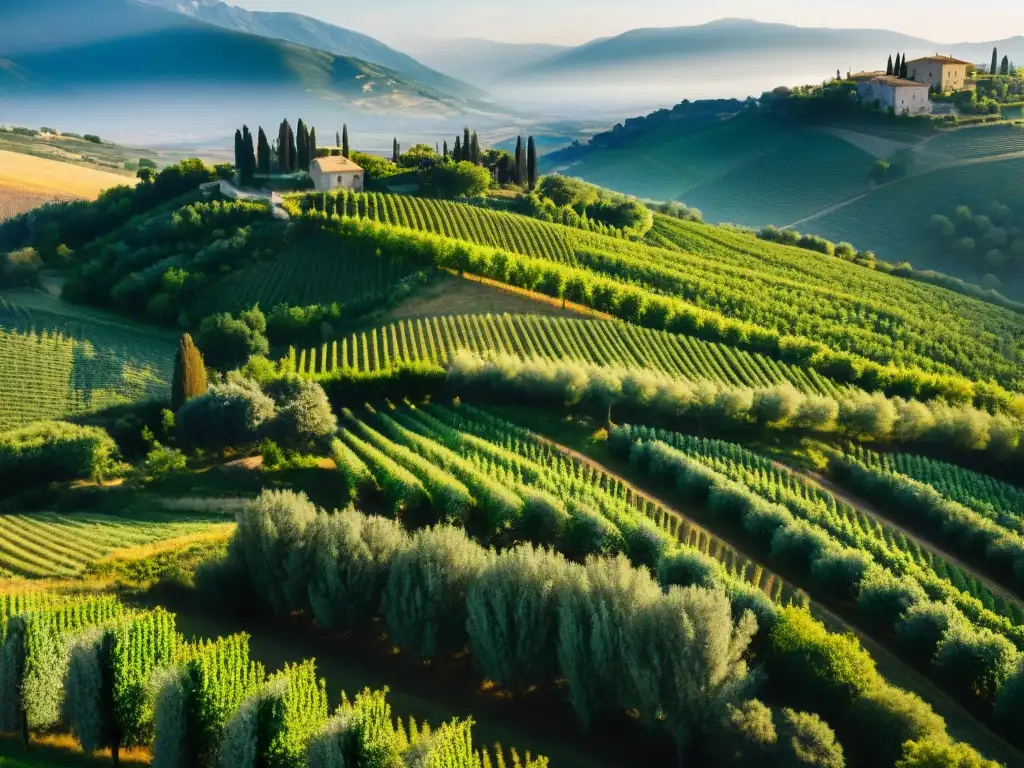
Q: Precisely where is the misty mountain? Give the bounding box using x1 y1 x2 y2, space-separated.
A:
504 19 1024 81
406 38 571 87
138 0 486 99
0 0 488 116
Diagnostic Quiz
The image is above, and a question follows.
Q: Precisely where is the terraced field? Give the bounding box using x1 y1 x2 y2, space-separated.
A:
927 123 1024 160
683 133 875 227
289 313 844 394
0 512 232 579
0 291 175 429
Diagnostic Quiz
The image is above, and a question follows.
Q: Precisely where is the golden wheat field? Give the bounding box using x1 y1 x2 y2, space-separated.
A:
0 150 136 220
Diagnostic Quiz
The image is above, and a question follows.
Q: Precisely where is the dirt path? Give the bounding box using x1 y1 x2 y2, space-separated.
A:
512 423 1022 766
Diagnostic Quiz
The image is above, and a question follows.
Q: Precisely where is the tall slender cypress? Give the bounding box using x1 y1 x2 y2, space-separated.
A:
172 333 208 411
527 136 538 190
309 127 317 164
1001 55 1010 76
233 129 243 173
470 131 480 164
342 124 350 159
453 136 461 163
899 56 908 79
296 119 308 171
257 127 270 176
242 126 256 184
393 138 399 163
992 47 999 75
514 136 524 185
886 55 894 76
463 127 471 161
443 140 449 160
336 130 341 148
288 124 297 172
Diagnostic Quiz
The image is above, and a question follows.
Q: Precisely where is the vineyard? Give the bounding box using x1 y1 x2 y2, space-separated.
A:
926 123 1024 161
0 512 231 578
683 133 874 228
299 200 1024 390
333 401 805 608
0 293 175 429
0 591 546 768
286 189 577 263
285 313 844 395
208 231 429 313
611 424 1024 716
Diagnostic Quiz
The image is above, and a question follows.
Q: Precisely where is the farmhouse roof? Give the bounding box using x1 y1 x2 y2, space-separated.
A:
906 55 972 66
867 75 930 88
310 156 363 173
850 70 885 80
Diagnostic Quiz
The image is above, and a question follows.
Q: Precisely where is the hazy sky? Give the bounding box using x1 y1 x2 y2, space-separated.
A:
231 0 1024 47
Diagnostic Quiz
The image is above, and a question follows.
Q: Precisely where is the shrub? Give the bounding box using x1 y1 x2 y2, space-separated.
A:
197 310 269 370
856 566 928 628
811 547 872 600
0 247 42 288
846 683 946 766
897 738 1002 767
777 708 844 768
171 333 208 411
657 547 721 589
995 655 1024 729
466 544 569 688
230 490 318 615
765 607 878 721
266 378 337 451
0 421 120 493
177 379 276 452
895 601 964 661
305 508 409 631
933 622 1019 702
382 526 491 659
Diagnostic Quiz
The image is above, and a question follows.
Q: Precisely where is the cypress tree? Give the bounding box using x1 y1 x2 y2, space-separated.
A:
233 129 243 174
443 140 449 160
527 136 537 190
453 136 461 163
393 138 399 163
289 124 297 172
470 131 480 164
463 127 471 161
257 127 270 176
277 120 288 173
172 333 208 411
886 55 894 76
309 126 317 164
514 136 524 185
992 47 999 75
342 124 350 159
296 119 308 171
1002 55 1010 76
900 57 908 79
242 126 256 184
336 130 341 148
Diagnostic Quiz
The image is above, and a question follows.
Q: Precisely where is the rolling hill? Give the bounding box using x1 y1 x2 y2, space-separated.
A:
139 0 486 100
0 0 485 115
405 38 572 88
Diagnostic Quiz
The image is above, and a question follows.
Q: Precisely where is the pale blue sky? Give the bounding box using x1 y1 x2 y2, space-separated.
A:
231 0 1024 47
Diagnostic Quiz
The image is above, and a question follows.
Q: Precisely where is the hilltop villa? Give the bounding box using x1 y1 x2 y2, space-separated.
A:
852 73 932 115
309 156 364 193
904 55 972 93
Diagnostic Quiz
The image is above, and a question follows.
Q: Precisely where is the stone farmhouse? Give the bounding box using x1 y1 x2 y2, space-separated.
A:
309 156 364 193
852 73 933 115
905 55 972 93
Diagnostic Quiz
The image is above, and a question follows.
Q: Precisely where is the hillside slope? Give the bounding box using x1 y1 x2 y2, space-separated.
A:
0 0 478 114
139 0 486 100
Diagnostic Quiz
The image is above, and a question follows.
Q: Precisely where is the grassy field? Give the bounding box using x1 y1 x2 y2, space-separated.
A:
0 512 231 579
0 184 83 223
925 123 1024 160
683 132 875 227
289 313 845 395
0 291 176 429
809 156 1024 299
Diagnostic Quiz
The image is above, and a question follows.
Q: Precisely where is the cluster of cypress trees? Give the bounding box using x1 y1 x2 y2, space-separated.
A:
513 135 538 189
886 53 909 79
335 123 350 158
233 126 256 185
234 119 316 181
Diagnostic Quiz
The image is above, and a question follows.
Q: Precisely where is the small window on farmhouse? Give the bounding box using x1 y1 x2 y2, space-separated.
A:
337 175 343 183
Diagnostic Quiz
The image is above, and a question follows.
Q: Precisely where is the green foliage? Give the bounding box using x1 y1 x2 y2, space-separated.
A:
933 622 1020 703
766 607 878 722
153 634 265 768
197 309 270 371
382 526 491 659
0 420 120 493
0 247 42 288
264 377 337 450
177 378 276 452
777 708 845 768
897 738 1002 767
846 683 946 767
305 508 410 631
172 333 208 411
110 609 178 747
419 161 492 198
